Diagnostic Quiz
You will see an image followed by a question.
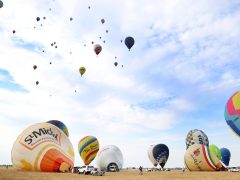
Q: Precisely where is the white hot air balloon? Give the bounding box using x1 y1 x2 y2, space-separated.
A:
95 145 123 172
147 145 158 167
11 122 74 172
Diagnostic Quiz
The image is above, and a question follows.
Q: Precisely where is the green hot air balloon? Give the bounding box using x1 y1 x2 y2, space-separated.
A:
209 144 222 160
79 67 86 76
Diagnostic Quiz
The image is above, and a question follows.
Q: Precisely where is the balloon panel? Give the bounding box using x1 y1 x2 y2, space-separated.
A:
225 91 240 137
11 123 74 172
46 120 69 137
209 144 221 160
152 144 169 168
186 129 209 149
184 144 222 171
78 136 99 165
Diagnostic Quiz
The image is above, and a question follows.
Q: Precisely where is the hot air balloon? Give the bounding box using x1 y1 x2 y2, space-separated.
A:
13 30 16 34
152 144 169 168
101 19 105 24
225 91 240 137
11 122 74 172
220 148 230 167
209 144 222 160
124 36 135 51
96 145 123 172
93 44 102 55
114 62 118 67
186 129 209 149
79 67 86 76
78 136 99 165
184 144 223 171
36 81 39 85
36 17 40 21
46 120 69 137
0 1 3 8
147 145 158 167
33 65 37 70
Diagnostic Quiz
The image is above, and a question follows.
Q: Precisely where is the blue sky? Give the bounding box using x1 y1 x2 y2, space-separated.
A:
0 0 240 168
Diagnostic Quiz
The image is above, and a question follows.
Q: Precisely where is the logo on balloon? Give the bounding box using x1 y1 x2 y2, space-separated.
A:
20 127 61 150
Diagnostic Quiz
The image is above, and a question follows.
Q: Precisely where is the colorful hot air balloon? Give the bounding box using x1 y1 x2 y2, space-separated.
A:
93 44 102 55
95 145 123 172
186 129 209 149
78 136 99 165
225 91 240 137
124 36 135 51
220 148 231 167
147 145 158 167
11 122 74 172
46 120 69 137
79 67 86 76
152 144 169 168
184 144 223 171
209 144 222 160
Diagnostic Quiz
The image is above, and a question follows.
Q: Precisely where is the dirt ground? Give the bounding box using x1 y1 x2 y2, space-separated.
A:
0 168 240 180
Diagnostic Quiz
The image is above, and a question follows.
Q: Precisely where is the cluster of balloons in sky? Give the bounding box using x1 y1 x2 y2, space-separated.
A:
0 1 136 86
11 120 123 172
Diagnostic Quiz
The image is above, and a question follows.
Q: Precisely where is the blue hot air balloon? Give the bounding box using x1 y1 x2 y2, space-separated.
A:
152 144 169 168
46 120 69 137
124 36 135 51
220 148 231 166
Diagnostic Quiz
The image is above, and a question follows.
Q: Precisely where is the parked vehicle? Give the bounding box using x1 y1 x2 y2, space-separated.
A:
228 167 239 172
91 169 105 176
78 165 95 174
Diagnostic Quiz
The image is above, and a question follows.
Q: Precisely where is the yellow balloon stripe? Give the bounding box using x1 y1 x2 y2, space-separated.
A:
232 92 240 109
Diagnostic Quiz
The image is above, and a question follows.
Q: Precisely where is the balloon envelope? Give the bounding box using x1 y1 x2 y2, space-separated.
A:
147 145 158 167
124 36 135 50
11 122 74 172
184 144 222 171
79 67 86 76
96 145 123 171
78 136 99 165
46 120 69 137
220 148 231 166
93 44 102 55
225 91 240 137
152 144 169 168
101 19 105 24
33 65 37 70
186 129 209 149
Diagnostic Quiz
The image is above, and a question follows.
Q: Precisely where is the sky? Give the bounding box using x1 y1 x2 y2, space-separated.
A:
0 0 240 168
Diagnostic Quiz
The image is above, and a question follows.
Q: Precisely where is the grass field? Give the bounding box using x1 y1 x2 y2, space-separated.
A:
0 168 240 180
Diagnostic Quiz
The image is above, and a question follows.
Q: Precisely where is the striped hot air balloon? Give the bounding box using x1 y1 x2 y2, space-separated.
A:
184 144 223 171
225 91 240 137
78 136 99 165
